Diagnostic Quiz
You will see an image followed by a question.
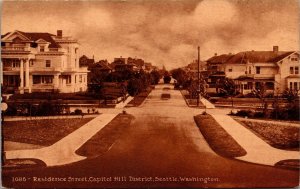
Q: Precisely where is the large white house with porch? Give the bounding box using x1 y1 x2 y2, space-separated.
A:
207 46 300 95
1 30 88 94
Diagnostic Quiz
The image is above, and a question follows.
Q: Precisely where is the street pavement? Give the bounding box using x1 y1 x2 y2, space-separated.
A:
2 83 299 188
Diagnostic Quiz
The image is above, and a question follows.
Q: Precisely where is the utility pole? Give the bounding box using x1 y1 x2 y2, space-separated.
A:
197 46 200 107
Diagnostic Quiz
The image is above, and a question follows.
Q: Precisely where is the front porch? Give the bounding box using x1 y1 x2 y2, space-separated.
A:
234 76 276 95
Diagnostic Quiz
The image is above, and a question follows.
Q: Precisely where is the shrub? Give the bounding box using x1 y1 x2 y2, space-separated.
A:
74 109 83 115
235 110 253 117
253 111 265 118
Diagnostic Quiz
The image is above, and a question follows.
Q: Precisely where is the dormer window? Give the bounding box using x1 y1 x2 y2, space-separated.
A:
40 46 45 52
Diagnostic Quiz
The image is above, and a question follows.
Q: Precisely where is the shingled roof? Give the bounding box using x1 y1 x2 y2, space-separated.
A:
226 51 295 64
2 30 61 48
207 54 234 64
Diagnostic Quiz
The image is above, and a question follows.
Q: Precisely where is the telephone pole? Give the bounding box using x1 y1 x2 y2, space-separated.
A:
197 46 200 107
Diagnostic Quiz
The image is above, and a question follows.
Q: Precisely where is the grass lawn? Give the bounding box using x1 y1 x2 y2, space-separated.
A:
3 118 94 146
235 119 299 150
126 87 153 107
194 114 247 158
76 113 134 158
180 90 205 107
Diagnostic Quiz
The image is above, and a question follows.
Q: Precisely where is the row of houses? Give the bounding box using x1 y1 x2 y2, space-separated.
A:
1 30 156 94
79 55 156 75
184 46 300 95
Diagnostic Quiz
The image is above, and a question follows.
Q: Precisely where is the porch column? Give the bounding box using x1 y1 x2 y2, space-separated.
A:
25 59 31 93
19 59 24 94
54 75 60 91
71 74 76 92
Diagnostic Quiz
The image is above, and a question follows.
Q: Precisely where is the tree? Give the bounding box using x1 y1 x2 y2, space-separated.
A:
171 68 188 89
163 75 171 84
251 82 268 113
150 70 160 85
282 88 299 103
127 78 143 97
216 78 237 107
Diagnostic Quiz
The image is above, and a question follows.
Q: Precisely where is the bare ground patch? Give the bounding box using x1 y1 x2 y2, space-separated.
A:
194 114 247 158
3 118 94 146
76 113 134 158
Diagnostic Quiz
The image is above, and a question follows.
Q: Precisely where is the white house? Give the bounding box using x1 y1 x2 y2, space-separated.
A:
1 30 88 94
206 46 300 95
223 46 300 95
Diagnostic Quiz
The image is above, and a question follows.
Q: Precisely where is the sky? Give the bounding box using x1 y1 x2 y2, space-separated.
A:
2 0 299 69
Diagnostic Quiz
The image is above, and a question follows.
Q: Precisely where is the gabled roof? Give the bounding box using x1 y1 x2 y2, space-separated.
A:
207 54 234 64
1 32 10 39
226 51 294 64
2 30 61 48
90 61 112 70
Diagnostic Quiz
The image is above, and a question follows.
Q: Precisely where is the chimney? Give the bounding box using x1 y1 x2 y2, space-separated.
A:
57 30 63 38
273 46 279 52
214 53 217 56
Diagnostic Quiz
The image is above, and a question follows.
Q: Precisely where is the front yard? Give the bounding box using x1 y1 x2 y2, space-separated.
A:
234 117 300 150
3 118 94 146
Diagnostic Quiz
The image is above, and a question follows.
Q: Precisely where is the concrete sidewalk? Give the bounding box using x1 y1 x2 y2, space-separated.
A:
5 113 118 166
4 114 98 122
115 96 133 109
208 109 299 166
200 97 215 109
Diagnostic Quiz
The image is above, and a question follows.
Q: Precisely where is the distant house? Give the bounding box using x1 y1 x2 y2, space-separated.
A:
111 56 139 72
89 60 112 73
1 30 88 93
79 55 95 67
206 46 300 95
144 62 154 73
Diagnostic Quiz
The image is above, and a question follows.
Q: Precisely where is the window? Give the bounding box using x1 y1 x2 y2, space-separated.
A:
290 82 293 89
255 82 262 90
40 46 45 52
228 68 233 72
294 82 298 90
75 75 77 83
256 67 261 74
249 67 251 74
46 60 51 67
290 67 294 74
30 60 34 66
79 75 82 83
265 82 274 90
33 75 53 84
247 82 253 89
12 59 20 67
66 75 71 84
295 67 299 74
291 58 298 61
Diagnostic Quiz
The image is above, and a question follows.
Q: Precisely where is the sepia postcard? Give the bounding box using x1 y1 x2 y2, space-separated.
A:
1 0 299 188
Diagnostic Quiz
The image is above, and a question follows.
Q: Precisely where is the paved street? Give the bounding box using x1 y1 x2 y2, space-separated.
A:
2 84 299 188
